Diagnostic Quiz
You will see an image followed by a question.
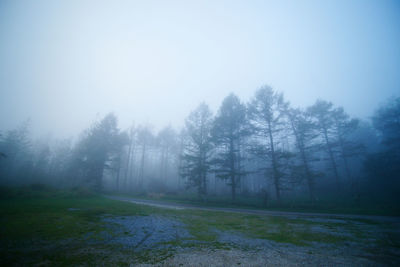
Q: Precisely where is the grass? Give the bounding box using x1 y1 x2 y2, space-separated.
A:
0 190 156 242
113 191 400 216
172 209 354 247
1 185 399 265
0 186 168 265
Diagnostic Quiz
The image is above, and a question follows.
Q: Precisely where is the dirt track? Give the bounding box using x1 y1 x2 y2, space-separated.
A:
106 195 400 223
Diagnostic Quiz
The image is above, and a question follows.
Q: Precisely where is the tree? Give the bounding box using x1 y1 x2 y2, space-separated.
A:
287 108 319 201
124 124 137 192
372 97 400 153
71 113 126 191
365 97 400 199
48 139 72 186
0 120 32 183
110 131 129 191
136 125 154 190
177 129 188 190
157 125 178 182
180 103 213 199
308 100 341 190
332 107 364 193
212 93 248 201
248 86 289 202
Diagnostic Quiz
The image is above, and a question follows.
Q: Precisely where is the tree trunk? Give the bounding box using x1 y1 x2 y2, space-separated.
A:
124 134 133 191
160 146 165 180
229 136 236 201
322 127 340 190
267 120 280 202
164 147 169 182
288 116 315 201
116 158 121 191
139 143 146 190
338 136 353 193
129 143 136 192
301 148 314 201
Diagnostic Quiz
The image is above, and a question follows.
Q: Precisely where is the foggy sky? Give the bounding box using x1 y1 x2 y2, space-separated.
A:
0 0 399 138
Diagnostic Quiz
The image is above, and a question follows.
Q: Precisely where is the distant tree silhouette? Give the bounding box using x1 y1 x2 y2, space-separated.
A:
308 100 341 190
365 97 400 199
71 113 127 191
136 125 154 190
180 103 213 200
0 121 31 182
287 108 319 201
248 86 289 202
212 93 248 201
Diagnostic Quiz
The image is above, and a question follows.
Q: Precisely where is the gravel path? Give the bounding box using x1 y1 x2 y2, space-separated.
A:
99 214 397 266
152 247 378 267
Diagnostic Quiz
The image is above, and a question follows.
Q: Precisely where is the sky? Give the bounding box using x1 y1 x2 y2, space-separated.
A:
0 0 399 138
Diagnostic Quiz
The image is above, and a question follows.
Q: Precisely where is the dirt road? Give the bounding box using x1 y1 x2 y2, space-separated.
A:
106 195 400 222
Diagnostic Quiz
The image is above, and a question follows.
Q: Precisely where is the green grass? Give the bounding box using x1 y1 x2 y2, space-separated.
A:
0 191 157 241
0 186 169 265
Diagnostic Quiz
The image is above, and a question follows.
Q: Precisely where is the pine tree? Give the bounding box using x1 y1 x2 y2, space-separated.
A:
248 86 289 202
212 93 249 201
180 103 213 200
308 100 340 190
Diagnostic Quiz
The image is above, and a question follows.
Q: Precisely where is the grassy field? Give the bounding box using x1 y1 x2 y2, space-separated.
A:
1 186 399 266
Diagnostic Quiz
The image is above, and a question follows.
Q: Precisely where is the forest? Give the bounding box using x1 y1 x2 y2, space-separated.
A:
1 86 399 210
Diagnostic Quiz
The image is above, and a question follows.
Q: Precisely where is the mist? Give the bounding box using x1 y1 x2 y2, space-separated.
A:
1 0 399 138
1 1 400 266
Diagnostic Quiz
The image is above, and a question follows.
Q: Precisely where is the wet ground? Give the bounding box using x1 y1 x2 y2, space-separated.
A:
101 215 192 250
2 194 399 266
95 212 400 266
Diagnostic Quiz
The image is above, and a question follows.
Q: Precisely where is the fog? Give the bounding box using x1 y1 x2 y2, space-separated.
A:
1 3 400 265
1 0 400 206
1 0 399 138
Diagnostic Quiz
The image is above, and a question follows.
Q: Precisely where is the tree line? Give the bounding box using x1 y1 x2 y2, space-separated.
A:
0 86 399 205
